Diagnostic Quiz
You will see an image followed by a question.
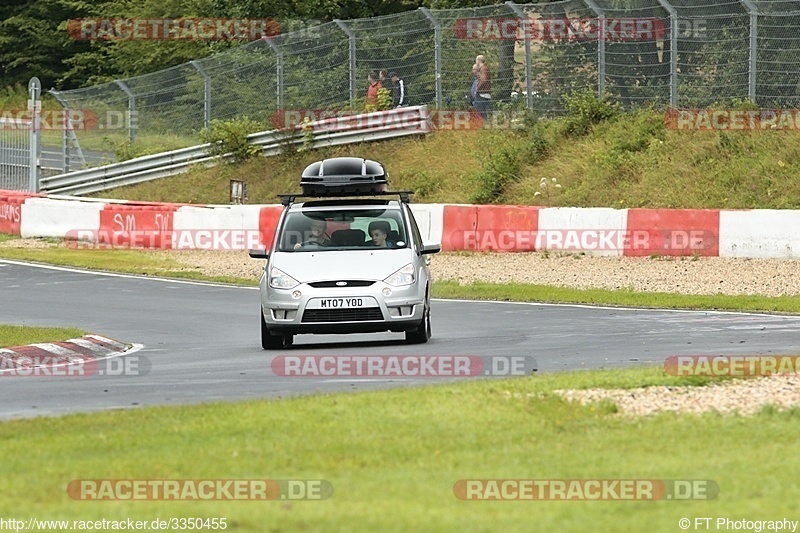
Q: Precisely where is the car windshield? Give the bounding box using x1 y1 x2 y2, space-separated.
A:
278 208 408 252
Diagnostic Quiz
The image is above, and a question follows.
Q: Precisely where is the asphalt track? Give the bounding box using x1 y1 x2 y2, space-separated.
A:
2 260 800 419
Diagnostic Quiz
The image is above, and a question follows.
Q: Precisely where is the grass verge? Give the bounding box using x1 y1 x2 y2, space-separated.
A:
0 366 796 531
0 243 248 285
433 280 800 314
0 324 87 348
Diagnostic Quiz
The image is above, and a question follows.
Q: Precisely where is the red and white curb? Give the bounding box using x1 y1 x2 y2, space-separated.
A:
0 335 143 376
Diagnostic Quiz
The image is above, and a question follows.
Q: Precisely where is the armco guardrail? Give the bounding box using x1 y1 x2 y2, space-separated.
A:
40 106 430 196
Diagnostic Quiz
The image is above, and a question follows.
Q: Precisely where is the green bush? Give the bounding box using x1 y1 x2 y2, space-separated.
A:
561 88 621 137
608 110 665 153
469 136 523 204
523 122 550 164
198 116 263 163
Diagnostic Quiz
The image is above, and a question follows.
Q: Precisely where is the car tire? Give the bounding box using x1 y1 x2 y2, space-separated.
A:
405 292 431 344
261 310 288 350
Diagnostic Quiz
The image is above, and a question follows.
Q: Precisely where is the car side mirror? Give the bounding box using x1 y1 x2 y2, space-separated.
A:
421 243 441 255
248 249 269 259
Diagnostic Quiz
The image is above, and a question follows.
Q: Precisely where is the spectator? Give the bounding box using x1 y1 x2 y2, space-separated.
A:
380 69 394 97
366 71 383 110
473 55 492 119
389 72 407 107
468 63 479 106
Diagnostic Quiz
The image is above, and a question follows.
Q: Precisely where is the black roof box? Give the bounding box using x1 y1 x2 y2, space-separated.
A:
300 157 388 196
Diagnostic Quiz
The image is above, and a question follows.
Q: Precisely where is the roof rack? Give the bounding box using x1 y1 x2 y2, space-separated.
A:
279 190 414 207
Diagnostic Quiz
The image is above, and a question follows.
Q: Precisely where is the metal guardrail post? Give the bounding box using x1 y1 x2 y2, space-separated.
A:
335 20 357 107
656 0 678 107
420 8 443 110
190 60 212 128
28 77 41 193
264 40 284 110
114 80 136 144
506 2 534 109
581 0 606 96
739 0 758 102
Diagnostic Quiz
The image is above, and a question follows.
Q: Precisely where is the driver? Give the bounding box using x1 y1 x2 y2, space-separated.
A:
295 219 331 249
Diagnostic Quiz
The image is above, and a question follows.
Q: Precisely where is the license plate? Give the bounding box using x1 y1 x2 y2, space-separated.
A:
307 297 375 309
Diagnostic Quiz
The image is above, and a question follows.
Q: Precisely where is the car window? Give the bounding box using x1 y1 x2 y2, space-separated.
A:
278 208 408 252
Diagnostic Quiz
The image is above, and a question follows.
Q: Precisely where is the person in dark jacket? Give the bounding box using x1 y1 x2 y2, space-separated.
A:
379 70 394 101
389 72 407 107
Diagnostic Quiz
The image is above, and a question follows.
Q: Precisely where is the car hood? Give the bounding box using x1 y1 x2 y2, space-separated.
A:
271 249 414 283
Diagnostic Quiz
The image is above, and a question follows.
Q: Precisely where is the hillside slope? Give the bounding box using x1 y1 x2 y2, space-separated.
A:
92 109 800 209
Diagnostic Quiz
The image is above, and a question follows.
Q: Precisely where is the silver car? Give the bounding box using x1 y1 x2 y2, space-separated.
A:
249 158 440 349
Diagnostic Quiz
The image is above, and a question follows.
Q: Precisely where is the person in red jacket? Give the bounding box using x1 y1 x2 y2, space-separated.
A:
366 71 383 109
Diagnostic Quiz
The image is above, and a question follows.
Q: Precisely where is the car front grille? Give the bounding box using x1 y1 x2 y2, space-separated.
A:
308 280 375 288
302 307 384 323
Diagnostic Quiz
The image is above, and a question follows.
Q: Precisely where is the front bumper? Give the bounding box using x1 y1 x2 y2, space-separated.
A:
259 276 426 335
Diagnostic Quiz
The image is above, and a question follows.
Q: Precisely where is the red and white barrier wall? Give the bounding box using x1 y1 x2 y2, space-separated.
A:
0 189 798 258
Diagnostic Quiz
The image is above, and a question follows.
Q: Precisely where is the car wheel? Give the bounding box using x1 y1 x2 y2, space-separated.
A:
261 310 288 350
405 293 431 344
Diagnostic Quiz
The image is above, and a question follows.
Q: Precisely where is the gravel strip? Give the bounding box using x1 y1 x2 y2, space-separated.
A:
159 249 800 297
552 375 800 416
432 252 800 297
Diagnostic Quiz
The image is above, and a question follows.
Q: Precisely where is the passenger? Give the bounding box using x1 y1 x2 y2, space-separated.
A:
295 219 331 249
368 220 393 248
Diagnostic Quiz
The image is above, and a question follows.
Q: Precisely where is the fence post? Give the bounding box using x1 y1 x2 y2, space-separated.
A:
114 80 136 144
739 0 758 102
582 0 606 96
420 8 443 109
49 89 68 173
656 0 678 107
335 20 357 107
506 2 534 109
190 60 212 128
27 77 41 193
264 40 284 110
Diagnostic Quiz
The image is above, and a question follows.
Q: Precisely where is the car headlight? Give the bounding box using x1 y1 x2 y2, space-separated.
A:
384 263 415 287
269 267 300 289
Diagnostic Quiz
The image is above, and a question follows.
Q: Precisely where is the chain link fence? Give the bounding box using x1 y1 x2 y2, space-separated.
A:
48 0 800 162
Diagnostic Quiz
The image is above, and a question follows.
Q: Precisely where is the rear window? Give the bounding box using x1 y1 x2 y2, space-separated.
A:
278 208 408 252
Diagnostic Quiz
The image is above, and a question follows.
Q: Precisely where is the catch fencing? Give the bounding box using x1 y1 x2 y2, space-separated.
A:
33 1 800 169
